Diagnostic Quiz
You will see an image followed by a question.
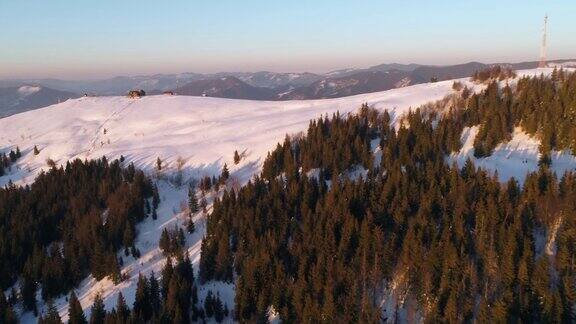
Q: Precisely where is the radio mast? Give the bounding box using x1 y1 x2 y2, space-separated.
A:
538 15 548 68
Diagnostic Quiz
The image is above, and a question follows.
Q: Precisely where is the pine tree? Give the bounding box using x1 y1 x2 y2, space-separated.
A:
0 292 17 324
68 291 87 324
20 275 37 312
8 150 16 162
42 300 63 324
133 273 151 321
187 187 198 236
204 291 214 318
188 186 199 214
233 150 241 164
159 228 170 254
122 225 134 248
220 164 230 183
148 272 161 316
156 157 162 171
115 292 129 323
152 184 160 210
161 260 174 300
89 293 105 324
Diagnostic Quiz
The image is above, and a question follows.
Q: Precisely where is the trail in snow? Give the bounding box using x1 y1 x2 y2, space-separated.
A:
86 100 136 155
1 68 573 322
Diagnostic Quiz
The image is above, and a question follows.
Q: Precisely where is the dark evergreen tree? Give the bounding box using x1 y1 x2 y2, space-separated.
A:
20 275 37 313
89 293 105 324
148 271 161 317
156 157 162 170
133 273 151 321
220 163 230 183
0 291 17 324
233 150 241 165
68 291 87 324
114 292 129 323
41 300 63 324
188 186 199 214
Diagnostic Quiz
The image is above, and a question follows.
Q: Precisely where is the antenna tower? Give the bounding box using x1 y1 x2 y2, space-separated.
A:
538 15 548 68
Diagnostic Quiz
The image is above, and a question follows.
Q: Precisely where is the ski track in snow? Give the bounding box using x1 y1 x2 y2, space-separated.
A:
1 68 573 322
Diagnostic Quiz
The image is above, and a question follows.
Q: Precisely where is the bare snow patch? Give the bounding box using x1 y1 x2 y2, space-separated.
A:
449 126 576 183
17 85 41 96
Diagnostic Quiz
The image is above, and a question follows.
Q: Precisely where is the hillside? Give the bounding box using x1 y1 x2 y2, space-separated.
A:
1 68 574 323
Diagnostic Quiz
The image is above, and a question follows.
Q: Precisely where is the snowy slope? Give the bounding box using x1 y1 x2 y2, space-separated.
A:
0 75 480 188
1 68 571 322
449 126 576 184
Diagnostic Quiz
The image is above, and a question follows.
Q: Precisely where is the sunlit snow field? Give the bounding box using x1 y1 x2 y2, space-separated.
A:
1 68 574 322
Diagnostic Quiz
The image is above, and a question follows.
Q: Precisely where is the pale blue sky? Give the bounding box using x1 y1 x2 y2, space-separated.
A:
0 0 573 79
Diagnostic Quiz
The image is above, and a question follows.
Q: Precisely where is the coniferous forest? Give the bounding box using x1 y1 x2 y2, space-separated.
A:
200 70 576 323
0 157 157 315
1 70 576 323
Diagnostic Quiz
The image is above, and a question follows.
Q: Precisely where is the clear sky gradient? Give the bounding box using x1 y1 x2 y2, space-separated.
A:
1 0 574 79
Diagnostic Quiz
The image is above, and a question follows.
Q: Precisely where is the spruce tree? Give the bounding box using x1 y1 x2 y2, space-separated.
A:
0 292 17 324
42 300 63 324
152 184 160 210
114 292 129 323
159 228 170 254
89 293 105 324
68 291 87 324
188 186 199 214
133 273 151 321
161 260 174 300
20 275 37 312
148 272 161 316
156 157 162 171
204 291 214 318
233 150 241 164
220 164 230 183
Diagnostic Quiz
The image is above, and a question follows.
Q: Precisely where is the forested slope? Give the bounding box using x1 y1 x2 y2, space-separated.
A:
201 70 576 323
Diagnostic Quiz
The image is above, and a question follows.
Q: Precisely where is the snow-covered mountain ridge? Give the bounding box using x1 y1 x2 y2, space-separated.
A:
1 69 476 323
0 74 483 188
2 68 574 322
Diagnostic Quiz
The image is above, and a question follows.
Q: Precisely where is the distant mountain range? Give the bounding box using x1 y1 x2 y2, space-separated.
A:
176 76 278 100
179 60 576 101
0 85 79 118
1 59 575 117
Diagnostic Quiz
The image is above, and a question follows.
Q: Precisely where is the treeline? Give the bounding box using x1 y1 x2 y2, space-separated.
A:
0 157 158 314
37 254 229 324
471 65 517 83
0 147 21 176
200 103 575 322
453 68 576 160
